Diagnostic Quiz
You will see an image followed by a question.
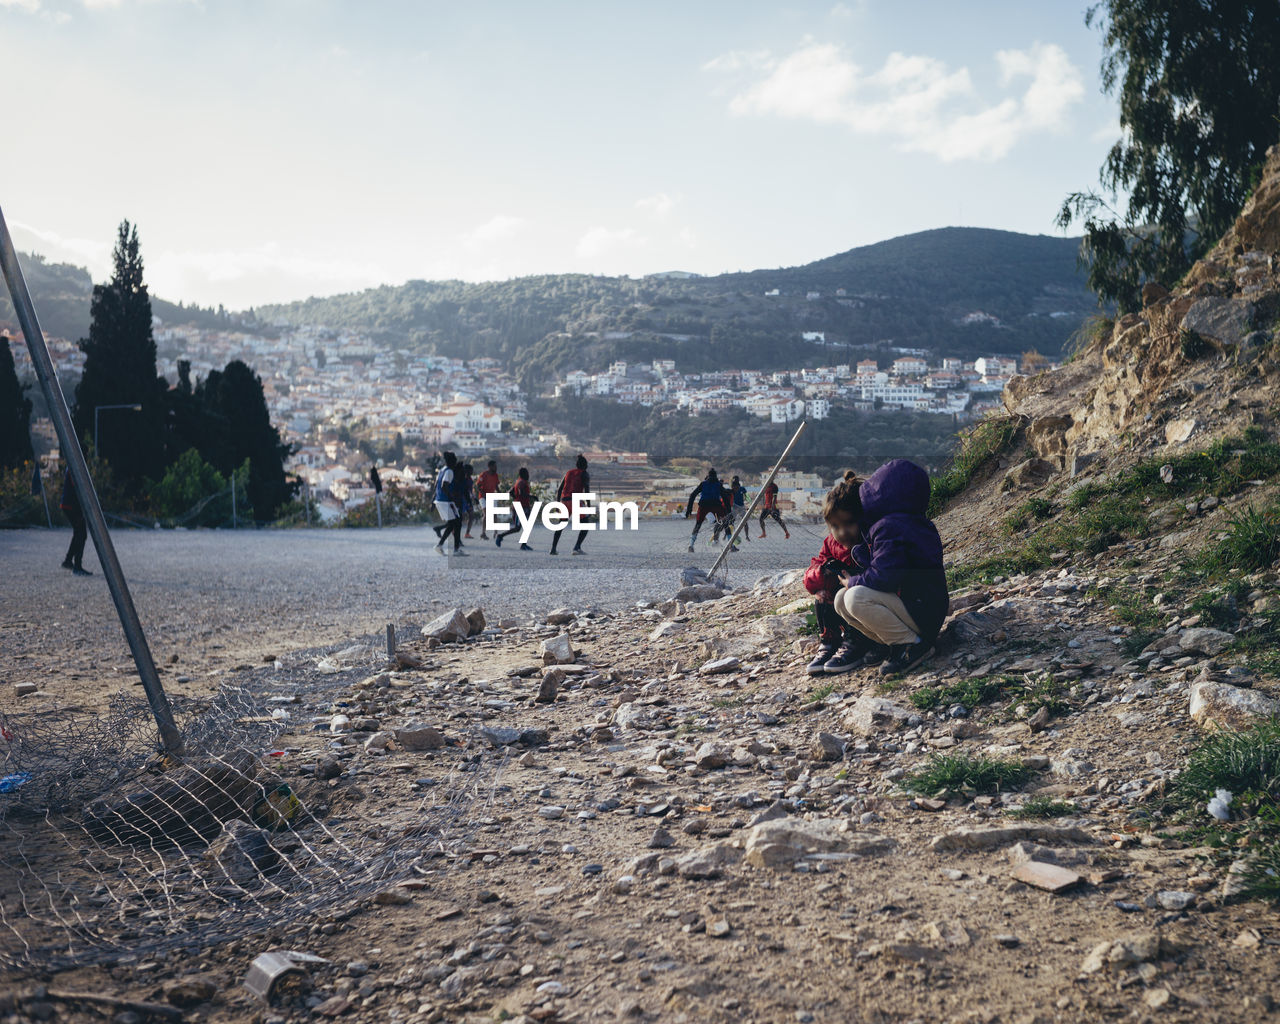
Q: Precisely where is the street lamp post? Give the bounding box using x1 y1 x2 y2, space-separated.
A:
94 403 143 459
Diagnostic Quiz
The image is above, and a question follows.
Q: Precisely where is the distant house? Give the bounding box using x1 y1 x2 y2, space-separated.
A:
764 288 780 297
801 331 826 343
805 291 821 301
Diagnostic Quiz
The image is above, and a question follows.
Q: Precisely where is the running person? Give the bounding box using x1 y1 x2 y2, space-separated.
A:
758 480 791 539
549 454 591 556
684 468 725 553
432 451 465 556
731 475 751 541
495 467 535 550
475 459 500 539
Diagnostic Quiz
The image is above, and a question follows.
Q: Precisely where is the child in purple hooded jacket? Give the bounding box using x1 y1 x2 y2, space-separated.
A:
831 458 949 675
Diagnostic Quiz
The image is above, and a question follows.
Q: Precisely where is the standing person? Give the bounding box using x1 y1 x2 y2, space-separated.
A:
460 462 477 539
684 468 724 554
476 459 501 540
431 451 466 556
369 463 383 527
550 454 591 556
495 467 535 551
59 467 92 576
757 480 791 539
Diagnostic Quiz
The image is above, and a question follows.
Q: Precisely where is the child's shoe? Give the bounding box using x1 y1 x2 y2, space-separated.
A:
823 637 872 674
879 642 934 676
806 643 839 675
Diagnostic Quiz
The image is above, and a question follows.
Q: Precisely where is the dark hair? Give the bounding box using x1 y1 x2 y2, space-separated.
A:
576 454 588 470
462 463 473 474
822 470 862 523
731 475 740 486
707 468 718 481
442 451 457 467
518 466 529 480
487 460 497 470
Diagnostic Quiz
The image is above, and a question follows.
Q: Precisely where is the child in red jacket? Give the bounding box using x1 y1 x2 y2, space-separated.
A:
802 471 872 675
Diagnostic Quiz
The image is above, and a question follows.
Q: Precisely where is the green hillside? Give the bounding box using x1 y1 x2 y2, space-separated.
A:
255 227 1096 382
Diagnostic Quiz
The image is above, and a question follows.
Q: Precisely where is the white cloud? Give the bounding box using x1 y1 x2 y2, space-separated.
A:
576 226 645 260
635 192 677 219
461 214 527 251
0 0 42 12
701 49 772 74
709 40 1083 162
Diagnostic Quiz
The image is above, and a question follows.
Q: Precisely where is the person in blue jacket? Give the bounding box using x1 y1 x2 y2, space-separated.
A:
684 468 727 553
830 458 949 675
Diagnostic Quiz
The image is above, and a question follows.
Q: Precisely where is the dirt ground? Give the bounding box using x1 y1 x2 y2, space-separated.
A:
4 555 1279 1024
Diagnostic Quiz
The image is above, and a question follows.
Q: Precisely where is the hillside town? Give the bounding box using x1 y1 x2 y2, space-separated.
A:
7 318 1047 521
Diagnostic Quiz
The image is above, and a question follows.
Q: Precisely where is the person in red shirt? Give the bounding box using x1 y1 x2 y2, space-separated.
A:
495 467 535 551
550 454 591 556
757 480 791 539
475 459 501 539
802 472 870 675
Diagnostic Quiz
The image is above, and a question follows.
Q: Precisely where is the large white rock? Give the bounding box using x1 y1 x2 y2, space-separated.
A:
1178 627 1236 657
742 818 895 868
843 695 913 736
539 633 576 665
422 608 471 643
1189 681 1280 732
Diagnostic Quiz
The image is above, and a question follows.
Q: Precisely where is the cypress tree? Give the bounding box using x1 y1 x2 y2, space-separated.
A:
72 221 167 488
0 335 33 470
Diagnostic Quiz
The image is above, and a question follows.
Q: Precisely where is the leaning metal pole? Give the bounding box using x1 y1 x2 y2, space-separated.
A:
0 204 184 755
706 419 808 583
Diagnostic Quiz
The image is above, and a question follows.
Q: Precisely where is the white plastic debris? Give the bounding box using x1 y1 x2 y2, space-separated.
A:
1207 788 1233 821
329 714 351 734
271 709 289 722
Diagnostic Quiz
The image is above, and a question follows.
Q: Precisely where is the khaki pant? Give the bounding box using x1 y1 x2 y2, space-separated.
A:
834 585 922 647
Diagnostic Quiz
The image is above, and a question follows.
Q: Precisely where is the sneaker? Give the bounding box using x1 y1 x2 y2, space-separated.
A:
464 533 473 539
687 543 695 553
572 548 583 556
72 566 93 576
824 637 874 674
61 560 74 570
859 644 891 667
879 641 935 676
758 528 767 539
451 549 468 557
434 543 446 556
519 543 533 551
806 643 839 676
495 535 504 547
784 531 791 539
480 532 488 540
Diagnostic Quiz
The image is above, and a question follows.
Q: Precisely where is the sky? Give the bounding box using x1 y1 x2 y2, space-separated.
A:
0 0 1119 310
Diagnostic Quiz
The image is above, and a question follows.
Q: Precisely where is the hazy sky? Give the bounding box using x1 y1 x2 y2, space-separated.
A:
1 1 1117 309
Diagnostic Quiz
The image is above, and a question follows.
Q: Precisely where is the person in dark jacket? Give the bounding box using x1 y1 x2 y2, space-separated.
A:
432 451 466 556
495 467 535 550
59 468 93 576
802 471 868 674
684 468 726 553
831 458 949 675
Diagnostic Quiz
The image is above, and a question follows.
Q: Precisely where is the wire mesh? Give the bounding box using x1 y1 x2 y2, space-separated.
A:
0 652 500 973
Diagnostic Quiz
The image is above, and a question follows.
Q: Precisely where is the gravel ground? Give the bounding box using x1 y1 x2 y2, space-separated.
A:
0 519 814 703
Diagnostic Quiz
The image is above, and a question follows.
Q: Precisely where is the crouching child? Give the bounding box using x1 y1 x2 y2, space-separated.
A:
831 459 949 676
802 471 871 675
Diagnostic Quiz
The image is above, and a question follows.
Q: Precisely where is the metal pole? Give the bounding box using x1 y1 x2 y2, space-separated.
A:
230 475 237 528
0 206 183 755
706 419 808 583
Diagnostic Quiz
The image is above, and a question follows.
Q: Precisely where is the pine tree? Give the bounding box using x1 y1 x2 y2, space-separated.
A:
72 221 167 488
0 335 33 471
